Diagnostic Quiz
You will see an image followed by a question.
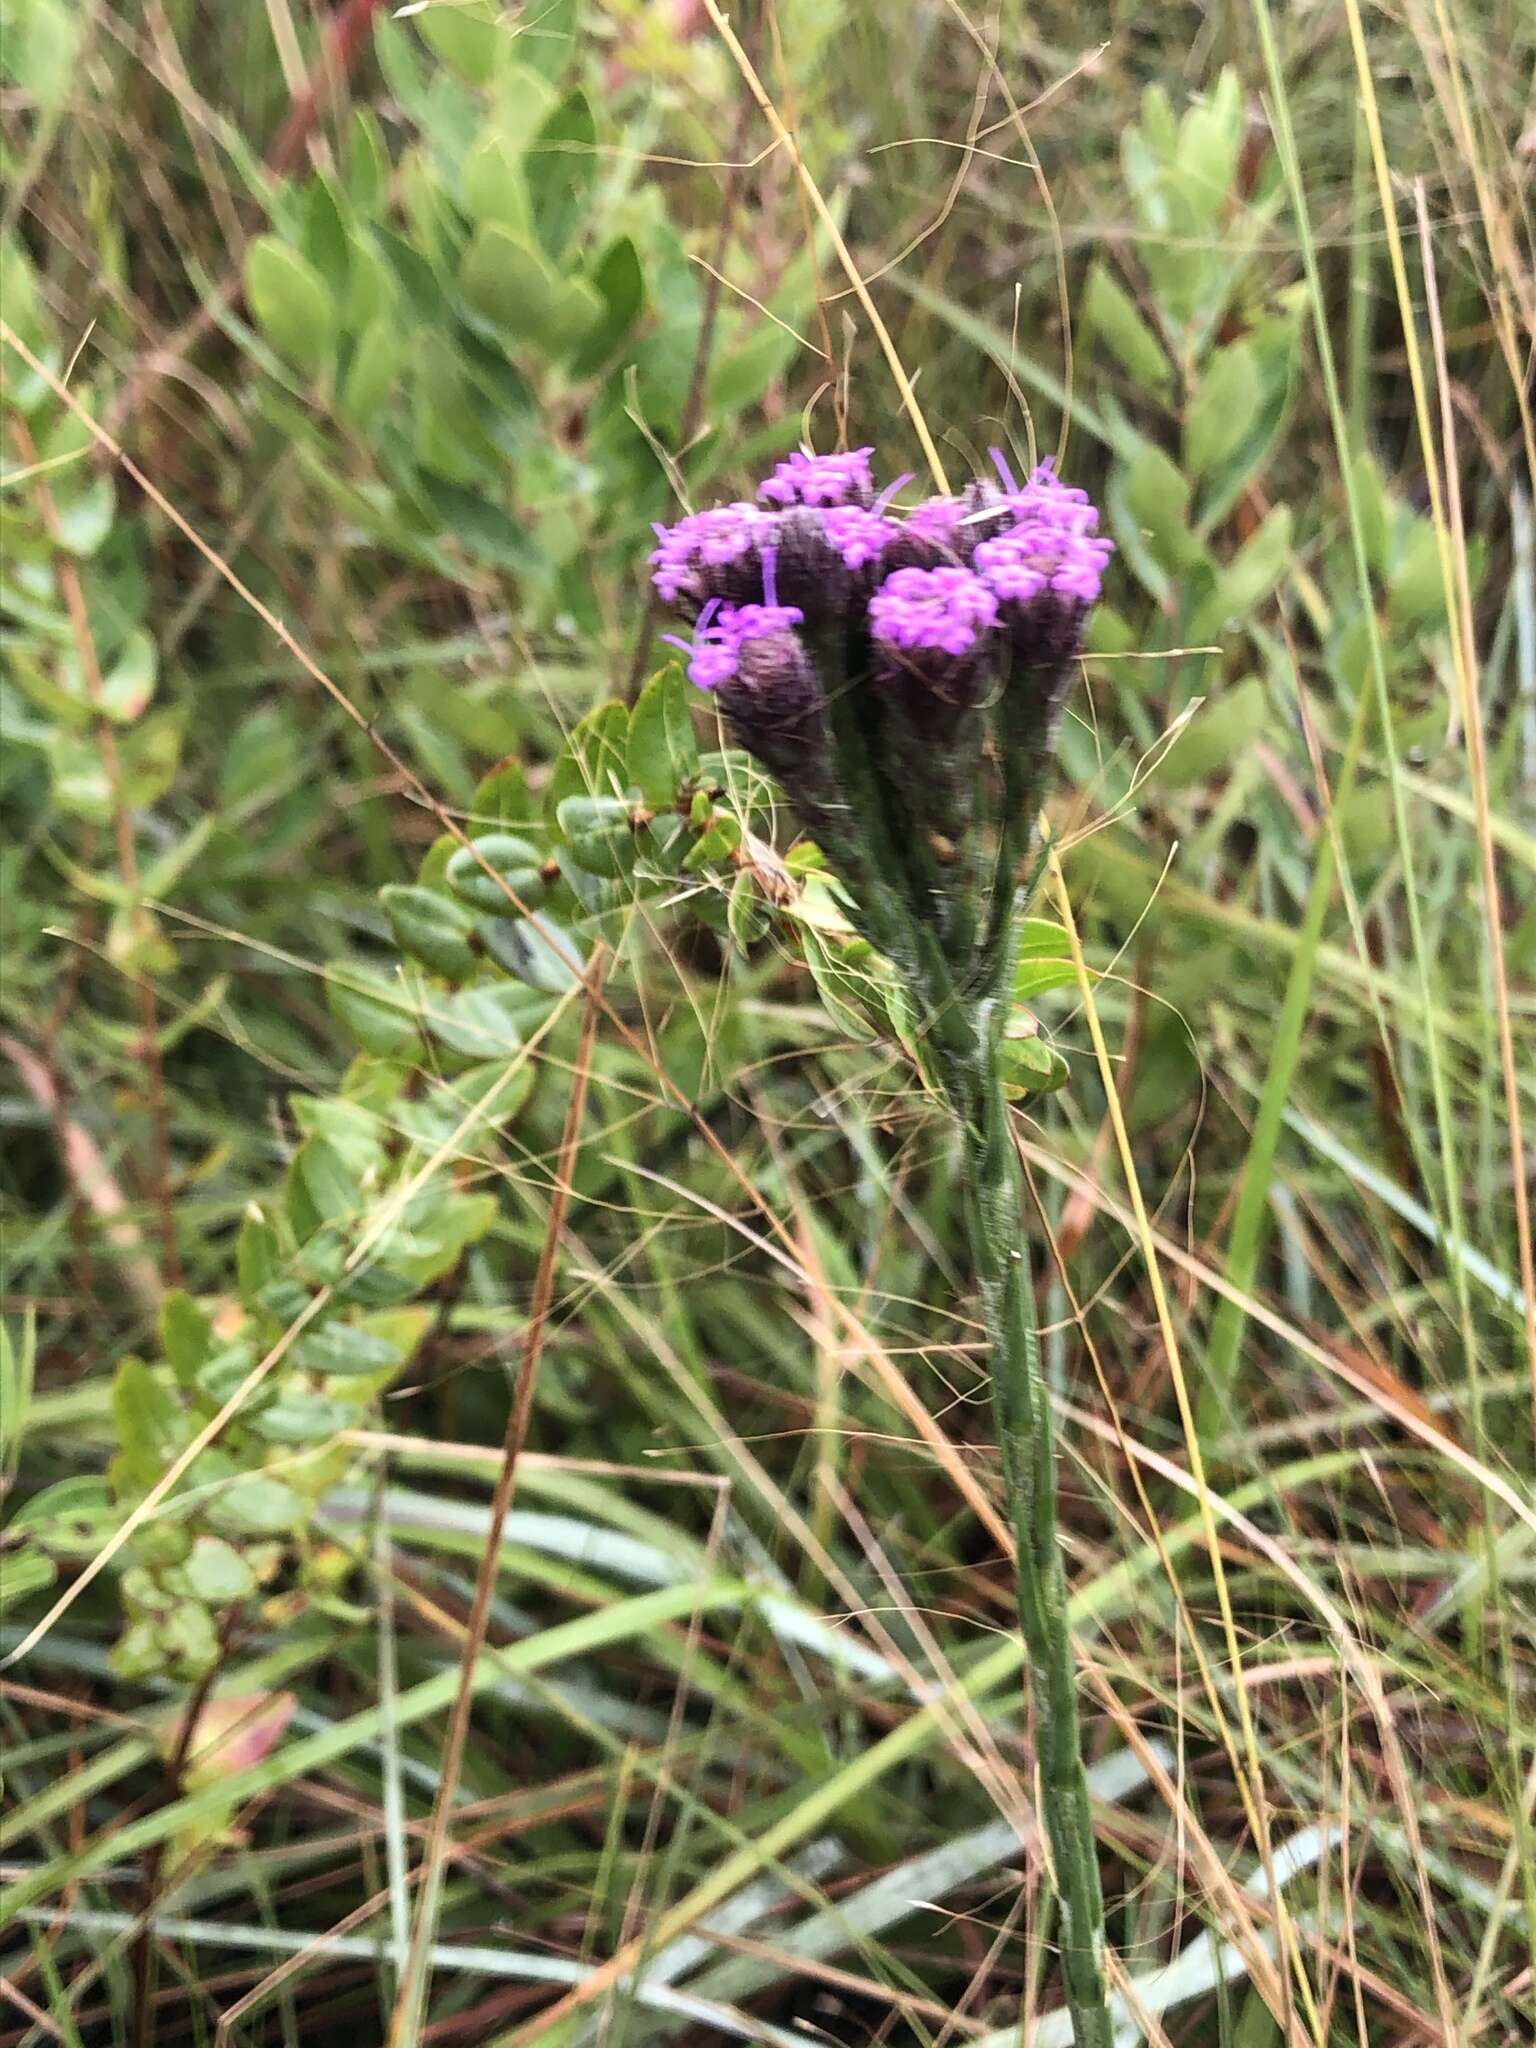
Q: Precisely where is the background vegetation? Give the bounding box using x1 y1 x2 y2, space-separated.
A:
2 1 1533 2042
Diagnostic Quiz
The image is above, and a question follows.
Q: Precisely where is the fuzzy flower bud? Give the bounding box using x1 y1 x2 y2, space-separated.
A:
885 480 1013 573
664 595 806 693
712 630 861 878
768 485 908 616
715 631 828 783
866 565 1001 884
972 455 1114 765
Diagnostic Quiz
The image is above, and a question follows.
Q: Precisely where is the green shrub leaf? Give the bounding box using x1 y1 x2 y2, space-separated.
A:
627 664 698 809
381 884 480 981
1084 263 1173 393
1185 340 1260 478
445 833 548 913
293 1322 404 1379
244 236 336 376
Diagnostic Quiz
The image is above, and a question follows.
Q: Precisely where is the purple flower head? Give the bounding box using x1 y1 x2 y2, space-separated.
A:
886 478 1012 569
974 504 1112 607
765 500 897 613
970 451 1114 611
649 501 772 608
663 594 806 694
821 504 900 572
902 496 966 548
973 524 1114 607
868 565 999 660
988 447 1088 506
757 446 876 509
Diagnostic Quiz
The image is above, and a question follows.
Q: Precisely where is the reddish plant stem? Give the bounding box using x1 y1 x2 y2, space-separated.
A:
266 0 387 177
384 950 608 2045
11 420 181 1288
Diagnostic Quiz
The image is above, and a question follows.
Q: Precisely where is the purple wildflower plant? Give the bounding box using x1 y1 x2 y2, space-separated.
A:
641 438 1121 2048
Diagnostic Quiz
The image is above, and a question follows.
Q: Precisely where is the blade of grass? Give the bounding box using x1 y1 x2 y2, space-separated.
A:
384 951 607 2047
1201 653 1374 1425
0 1582 750 1927
698 0 950 492
13 1906 810 2046
1046 846 1316 2044
1279 1100 1527 1316
374 1503 410 1989
1412 181 1536 1428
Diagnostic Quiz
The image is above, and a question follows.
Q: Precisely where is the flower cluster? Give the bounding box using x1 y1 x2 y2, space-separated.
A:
649 444 1112 977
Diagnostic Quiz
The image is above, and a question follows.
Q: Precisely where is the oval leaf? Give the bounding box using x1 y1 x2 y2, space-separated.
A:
244 236 336 377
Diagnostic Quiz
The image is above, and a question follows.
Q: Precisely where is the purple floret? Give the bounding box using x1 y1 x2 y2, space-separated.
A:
649 502 769 605
972 454 1114 608
973 509 1113 607
901 496 966 547
989 447 1092 508
821 504 900 572
758 446 876 509
868 565 999 659
664 596 806 693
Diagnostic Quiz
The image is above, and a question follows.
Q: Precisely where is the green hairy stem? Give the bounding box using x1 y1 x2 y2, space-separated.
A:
955 1056 1113 2048
902 873 1112 2048
807 598 1113 2044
